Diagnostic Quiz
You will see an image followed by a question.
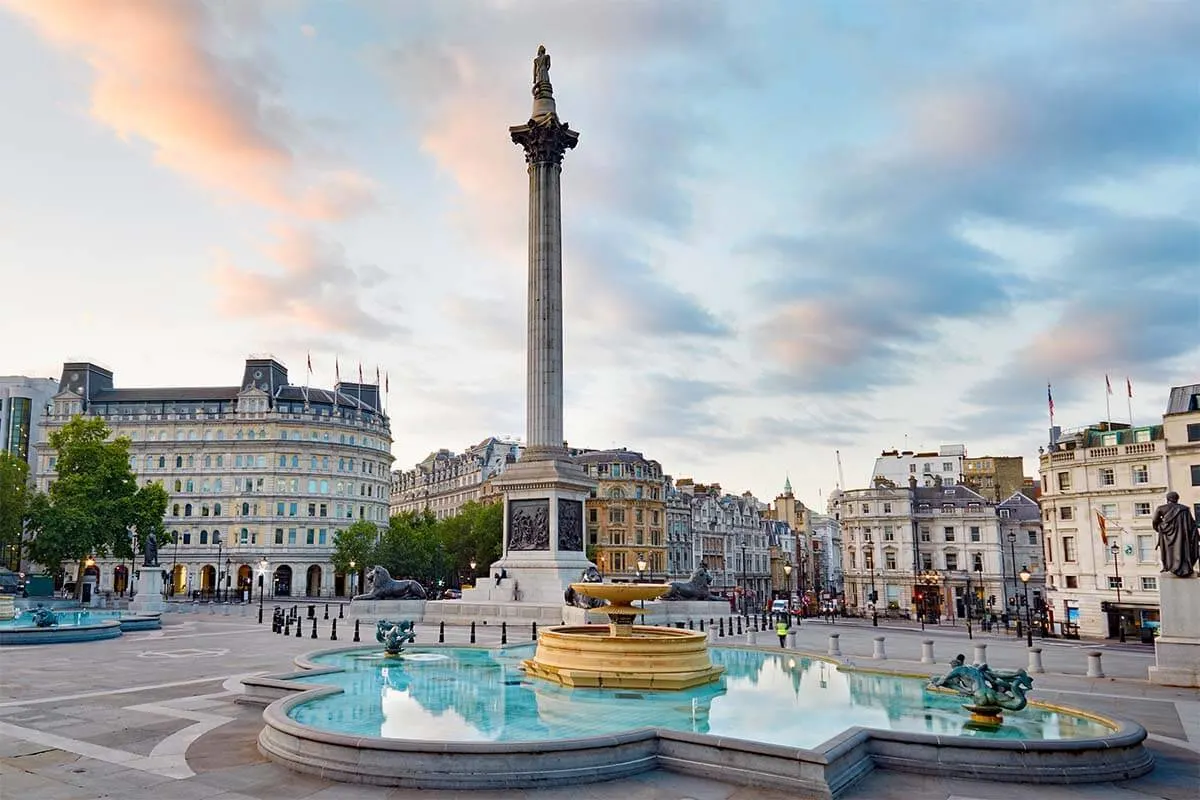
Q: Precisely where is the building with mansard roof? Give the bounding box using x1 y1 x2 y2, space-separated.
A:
32 358 391 600
389 436 523 520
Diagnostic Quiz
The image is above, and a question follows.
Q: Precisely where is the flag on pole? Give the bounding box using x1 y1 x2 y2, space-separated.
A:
376 365 380 386
1096 510 1108 546
1126 377 1132 398
385 371 389 393
1105 375 1112 395
335 357 340 383
358 363 363 383
1047 384 1055 421
307 352 312 374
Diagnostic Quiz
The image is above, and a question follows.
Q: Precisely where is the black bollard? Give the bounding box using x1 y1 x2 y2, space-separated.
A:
311 618 317 639
284 619 291 636
331 619 338 641
353 619 361 642
470 621 476 644
719 618 725 637
295 618 302 638
531 621 538 641
688 619 694 630
728 616 733 634
258 606 263 625
439 620 445 643
699 619 704 632
737 617 743 635
324 603 329 620
501 621 507 645
339 603 344 619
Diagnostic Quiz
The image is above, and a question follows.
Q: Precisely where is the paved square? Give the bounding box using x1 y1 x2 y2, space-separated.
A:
1 609 1196 799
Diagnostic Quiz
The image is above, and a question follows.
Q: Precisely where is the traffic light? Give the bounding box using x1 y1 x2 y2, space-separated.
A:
868 591 878 603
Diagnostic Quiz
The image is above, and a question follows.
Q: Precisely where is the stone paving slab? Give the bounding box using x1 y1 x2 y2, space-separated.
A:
0 612 1195 800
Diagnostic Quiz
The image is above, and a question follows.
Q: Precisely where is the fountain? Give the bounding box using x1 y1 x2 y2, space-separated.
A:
928 654 1034 728
521 582 724 690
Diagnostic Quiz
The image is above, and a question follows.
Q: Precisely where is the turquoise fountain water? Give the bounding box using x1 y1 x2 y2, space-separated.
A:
285 645 1111 749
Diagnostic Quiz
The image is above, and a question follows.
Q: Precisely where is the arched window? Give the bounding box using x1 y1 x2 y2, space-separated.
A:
200 530 208 544
172 503 180 516
291 455 299 468
214 502 222 516
186 480 194 492
204 431 213 441
158 455 165 468
173 479 182 492
236 430 243 440
175 455 183 468
217 431 225 441
187 455 194 468
216 455 224 467
185 503 193 517
188 430 197 441
248 430 255 440
201 504 210 517
257 455 265 468
307 479 317 493
320 480 329 494
311 456 318 469
242 502 250 516
201 480 210 493
204 455 211 468
322 457 329 470
338 458 345 471
145 455 154 469
214 478 222 492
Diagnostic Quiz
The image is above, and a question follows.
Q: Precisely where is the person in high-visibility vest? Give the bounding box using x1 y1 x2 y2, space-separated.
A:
776 619 788 648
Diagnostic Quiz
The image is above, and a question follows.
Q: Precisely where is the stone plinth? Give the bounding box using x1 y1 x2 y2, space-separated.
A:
488 457 596 604
460 578 519 603
346 599 426 620
1149 574 1200 687
129 569 165 615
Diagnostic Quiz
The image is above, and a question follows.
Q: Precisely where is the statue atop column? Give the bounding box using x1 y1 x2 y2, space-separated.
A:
1153 491 1199 577
533 45 553 98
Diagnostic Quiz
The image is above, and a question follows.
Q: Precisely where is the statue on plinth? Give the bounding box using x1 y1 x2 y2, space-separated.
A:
929 655 1033 724
661 563 714 601
533 45 551 88
376 619 416 656
353 566 428 601
143 534 159 567
1153 491 1199 578
564 565 606 609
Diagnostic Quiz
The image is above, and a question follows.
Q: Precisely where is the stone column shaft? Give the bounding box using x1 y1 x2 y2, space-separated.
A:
526 160 564 454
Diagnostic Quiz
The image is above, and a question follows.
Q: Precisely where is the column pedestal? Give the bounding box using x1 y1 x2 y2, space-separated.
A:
130 569 166 615
1149 574 1200 687
472 457 595 605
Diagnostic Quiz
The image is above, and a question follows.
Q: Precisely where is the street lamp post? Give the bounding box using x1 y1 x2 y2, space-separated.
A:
964 569 973 640
740 543 748 620
975 563 984 631
918 569 940 632
1110 542 1126 643
783 561 792 621
469 560 477 588
225 557 232 603
257 557 268 624
214 532 223 602
1007 531 1020 637
349 560 356 598
636 555 647 583
1019 565 1033 648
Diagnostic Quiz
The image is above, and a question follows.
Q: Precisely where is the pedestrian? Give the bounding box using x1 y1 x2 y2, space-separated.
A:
776 619 788 648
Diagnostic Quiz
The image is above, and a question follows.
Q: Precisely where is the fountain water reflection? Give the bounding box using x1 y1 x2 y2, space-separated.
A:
287 646 1112 749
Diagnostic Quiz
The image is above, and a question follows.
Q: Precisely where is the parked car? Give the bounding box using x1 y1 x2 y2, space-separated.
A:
441 589 462 600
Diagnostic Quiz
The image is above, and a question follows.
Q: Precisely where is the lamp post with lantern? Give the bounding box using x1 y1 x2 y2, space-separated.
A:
257 557 268 623
1018 565 1033 648
1110 542 1126 643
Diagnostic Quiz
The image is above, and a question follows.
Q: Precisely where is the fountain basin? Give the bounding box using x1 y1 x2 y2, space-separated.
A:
522 625 724 689
0 609 160 644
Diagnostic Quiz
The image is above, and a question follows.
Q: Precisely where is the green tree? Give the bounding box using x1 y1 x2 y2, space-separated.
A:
25 416 169 590
0 452 32 570
375 510 438 583
332 520 379 595
457 501 502 578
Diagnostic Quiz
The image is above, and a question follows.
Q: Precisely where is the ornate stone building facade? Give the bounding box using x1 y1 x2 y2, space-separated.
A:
679 481 771 612
390 437 523 520
1039 421 1167 638
573 449 666 581
838 478 1042 621
33 358 392 599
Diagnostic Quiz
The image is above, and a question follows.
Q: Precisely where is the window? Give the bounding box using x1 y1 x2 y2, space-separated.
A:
1107 576 1124 590
1098 468 1115 486
1131 464 1149 484
1062 536 1076 562
1027 531 1037 545
921 553 933 570
861 503 869 513
172 503 180 516
289 502 298 516
1187 423 1200 442
609 508 626 524
1134 502 1151 517
1137 535 1154 563
1100 502 1118 519
943 526 955 542
1057 471 1071 491
214 502 221 516
969 526 981 542
1191 464 1200 486
972 553 983 572
885 552 897 570
864 551 874 570
184 503 192 516
1141 576 1158 591
182 532 191 545
199 530 208 544
1060 506 1074 520
883 526 895 542
306 529 315 545
945 552 958 571
943 462 953 471
920 527 931 543
883 502 892 513
1065 575 1078 589
275 528 283 544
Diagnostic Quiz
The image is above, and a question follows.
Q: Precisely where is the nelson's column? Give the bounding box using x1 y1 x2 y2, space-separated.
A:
483 46 597 604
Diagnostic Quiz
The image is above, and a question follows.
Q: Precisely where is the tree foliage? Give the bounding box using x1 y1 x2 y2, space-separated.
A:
0 452 32 569
24 416 169 576
367 502 502 588
331 520 378 593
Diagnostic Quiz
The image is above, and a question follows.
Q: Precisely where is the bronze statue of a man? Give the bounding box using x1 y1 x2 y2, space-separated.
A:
143 533 159 567
1152 491 1199 578
533 45 551 86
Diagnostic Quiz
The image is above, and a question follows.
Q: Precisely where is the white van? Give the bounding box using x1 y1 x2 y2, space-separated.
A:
770 599 789 615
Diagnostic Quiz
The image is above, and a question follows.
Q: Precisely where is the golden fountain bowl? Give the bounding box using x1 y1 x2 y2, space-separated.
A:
569 583 669 614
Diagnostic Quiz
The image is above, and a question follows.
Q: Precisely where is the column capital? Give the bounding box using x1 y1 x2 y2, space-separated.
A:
510 115 579 166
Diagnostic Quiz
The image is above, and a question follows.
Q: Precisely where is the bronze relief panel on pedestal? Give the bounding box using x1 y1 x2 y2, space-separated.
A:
508 499 550 551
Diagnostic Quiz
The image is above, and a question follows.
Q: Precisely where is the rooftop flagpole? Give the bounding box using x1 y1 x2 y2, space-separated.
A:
1126 377 1134 429
1105 375 1113 429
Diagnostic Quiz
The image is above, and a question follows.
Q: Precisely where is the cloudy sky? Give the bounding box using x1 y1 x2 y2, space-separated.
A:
1 0 1196 508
